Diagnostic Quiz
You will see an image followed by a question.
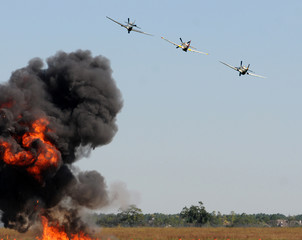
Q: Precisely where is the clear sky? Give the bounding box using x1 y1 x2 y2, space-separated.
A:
1 0 302 215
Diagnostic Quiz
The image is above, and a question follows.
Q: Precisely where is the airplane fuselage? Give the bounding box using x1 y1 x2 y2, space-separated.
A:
181 43 190 52
237 67 248 76
125 25 133 33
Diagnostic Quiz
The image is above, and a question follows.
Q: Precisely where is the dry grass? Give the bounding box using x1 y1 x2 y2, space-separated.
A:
1 227 302 240
97 227 302 240
0 227 36 240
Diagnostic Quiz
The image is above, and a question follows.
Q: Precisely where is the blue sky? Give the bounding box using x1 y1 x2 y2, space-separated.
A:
1 0 302 215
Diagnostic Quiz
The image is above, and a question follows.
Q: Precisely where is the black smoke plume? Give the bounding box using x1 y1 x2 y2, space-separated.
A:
0 50 123 233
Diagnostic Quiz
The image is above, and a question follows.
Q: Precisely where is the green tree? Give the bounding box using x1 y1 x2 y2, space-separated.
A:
117 205 144 226
180 201 210 226
209 211 224 226
96 213 120 227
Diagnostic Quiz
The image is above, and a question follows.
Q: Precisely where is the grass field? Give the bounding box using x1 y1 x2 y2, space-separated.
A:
1 227 302 240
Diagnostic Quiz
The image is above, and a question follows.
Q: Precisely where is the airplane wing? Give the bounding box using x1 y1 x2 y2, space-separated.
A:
219 61 238 71
131 28 153 36
106 16 128 29
161 37 182 48
247 72 267 78
188 48 209 55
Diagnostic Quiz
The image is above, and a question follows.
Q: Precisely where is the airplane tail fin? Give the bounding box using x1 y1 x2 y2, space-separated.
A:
187 40 191 49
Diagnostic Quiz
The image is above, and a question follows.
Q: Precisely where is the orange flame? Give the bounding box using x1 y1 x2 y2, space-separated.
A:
37 216 95 240
0 117 61 182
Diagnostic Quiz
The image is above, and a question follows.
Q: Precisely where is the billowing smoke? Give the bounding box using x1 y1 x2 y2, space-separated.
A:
0 50 123 233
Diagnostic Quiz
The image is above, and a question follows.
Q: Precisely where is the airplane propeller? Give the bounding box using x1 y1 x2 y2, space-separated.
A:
126 18 141 28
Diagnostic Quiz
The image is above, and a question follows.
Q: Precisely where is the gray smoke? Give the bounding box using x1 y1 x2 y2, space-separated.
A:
0 50 123 233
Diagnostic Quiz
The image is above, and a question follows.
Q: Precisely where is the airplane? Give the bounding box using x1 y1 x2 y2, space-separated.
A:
106 16 153 36
219 61 266 78
161 37 209 55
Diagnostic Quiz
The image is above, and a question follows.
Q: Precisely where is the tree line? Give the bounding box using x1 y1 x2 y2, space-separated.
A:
94 202 302 227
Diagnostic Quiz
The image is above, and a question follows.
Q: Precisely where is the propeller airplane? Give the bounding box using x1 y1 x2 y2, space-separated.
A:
106 16 153 36
161 37 209 55
219 61 266 78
